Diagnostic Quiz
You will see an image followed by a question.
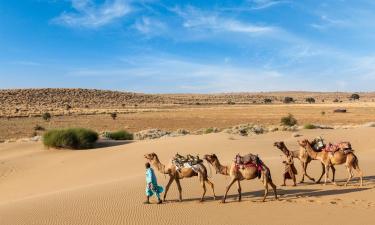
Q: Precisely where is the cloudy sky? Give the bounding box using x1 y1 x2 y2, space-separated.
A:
1 0 375 93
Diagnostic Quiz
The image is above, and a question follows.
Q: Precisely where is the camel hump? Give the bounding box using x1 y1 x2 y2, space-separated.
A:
234 153 259 165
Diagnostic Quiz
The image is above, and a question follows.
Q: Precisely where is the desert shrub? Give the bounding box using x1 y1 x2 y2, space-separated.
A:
106 130 133 140
333 98 339 103
65 105 72 110
350 93 360 100
43 128 98 149
264 98 272 104
42 112 52 121
305 97 316 104
280 114 298 127
321 111 326 116
283 97 294 104
110 112 117 120
303 124 316 129
34 124 45 131
227 100 235 105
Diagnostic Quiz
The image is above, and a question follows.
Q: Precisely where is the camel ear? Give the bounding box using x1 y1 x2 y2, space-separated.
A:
212 154 217 157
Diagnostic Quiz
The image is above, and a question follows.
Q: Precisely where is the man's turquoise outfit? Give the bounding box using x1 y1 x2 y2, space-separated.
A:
145 168 164 198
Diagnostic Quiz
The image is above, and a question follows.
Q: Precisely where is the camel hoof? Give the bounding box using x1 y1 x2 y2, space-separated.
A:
220 200 226 204
298 181 304 184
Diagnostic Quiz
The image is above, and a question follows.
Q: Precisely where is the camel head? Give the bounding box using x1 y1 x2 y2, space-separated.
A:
298 139 310 148
203 154 218 165
273 141 285 149
144 152 159 162
273 141 290 155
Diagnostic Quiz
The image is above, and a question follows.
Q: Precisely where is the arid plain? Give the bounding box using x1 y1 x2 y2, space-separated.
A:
1 89 375 225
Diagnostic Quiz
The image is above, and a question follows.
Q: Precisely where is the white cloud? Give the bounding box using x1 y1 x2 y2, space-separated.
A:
133 17 166 36
248 0 291 10
52 0 131 28
173 6 277 35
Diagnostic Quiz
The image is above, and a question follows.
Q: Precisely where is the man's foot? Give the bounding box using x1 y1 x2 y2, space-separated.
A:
157 199 162 204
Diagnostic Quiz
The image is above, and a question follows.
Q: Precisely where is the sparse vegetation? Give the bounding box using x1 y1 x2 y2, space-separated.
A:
321 111 326 116
333 98 339 103
283 97 294 104
43 128 98 149
110 112 117 120
350 93 360 101
305 97 316 104
264 98 272 104
281 114 298 127
227 100 235 105
34 124 45 131
42 112 52 121
303 124 316 129
65 105 72 110
105 130 133 140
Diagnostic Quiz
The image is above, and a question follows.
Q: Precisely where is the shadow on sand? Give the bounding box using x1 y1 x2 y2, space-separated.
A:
94 139 133 149
163 176 374 203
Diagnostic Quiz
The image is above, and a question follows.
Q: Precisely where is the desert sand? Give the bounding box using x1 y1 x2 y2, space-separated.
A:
0 127 374 225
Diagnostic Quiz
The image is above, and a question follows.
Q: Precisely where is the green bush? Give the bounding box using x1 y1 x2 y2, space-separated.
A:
106 130 133 140
42 112 52 121
283 97 294 104
43 128 98 149
205 127 214 134
303 124 316 129
280 114 298 127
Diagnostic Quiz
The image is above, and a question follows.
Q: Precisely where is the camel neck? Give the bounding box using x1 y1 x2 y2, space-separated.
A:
304 142 318 159
213 159 229 176
152 159 167 174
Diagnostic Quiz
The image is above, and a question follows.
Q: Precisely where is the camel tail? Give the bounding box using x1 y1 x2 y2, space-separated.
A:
265 168 273 182
352 154 359 170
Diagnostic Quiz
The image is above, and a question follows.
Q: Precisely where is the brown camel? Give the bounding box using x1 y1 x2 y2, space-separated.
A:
203 154 277 203
144 153 216 202
298 140 363 186
273 141 335 183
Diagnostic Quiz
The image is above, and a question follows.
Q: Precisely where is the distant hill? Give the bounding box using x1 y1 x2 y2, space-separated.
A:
1 88 374 117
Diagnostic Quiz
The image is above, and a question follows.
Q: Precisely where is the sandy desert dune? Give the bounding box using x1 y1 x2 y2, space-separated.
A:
0 127 374 225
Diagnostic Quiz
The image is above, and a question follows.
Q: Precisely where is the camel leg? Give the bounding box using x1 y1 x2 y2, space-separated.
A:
299 161 305 183
199 173 207 202
324 165 337 185
269 180 278 200
331 165 336 182
316 162 326 184
175 178 183 202
222 177 237 203
163 176 174 201
205 179 216 200
302 161 315 182
237 180 242 202
344 166 353 186
262 173 269 202
353 161 363 187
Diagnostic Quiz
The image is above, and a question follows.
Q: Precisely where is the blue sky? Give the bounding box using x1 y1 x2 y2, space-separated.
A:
1 0 375 93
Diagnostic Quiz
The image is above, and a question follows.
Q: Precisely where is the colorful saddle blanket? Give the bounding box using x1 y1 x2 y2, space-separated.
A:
234 154 263 178
324 142 353 154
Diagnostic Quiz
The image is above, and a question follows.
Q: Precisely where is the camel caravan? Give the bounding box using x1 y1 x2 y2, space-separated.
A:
144 136 363 204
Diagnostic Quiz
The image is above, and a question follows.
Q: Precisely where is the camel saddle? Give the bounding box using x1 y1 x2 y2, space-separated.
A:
234 153 263 178
312 137 326 151
324 142 353 154
172 153 203 168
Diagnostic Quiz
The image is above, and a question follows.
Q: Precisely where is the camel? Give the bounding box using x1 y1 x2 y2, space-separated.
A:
203 154 277 203
298 139 363 186
273 141 335 183
144 153 216 202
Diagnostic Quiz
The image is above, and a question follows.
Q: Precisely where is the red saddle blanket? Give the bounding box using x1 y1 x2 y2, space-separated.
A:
324 142 352 153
